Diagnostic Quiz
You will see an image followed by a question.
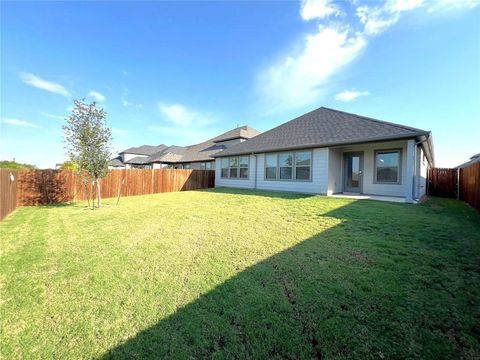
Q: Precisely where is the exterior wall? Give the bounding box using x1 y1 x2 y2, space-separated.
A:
122 153 149 162
215 148 329 194
215 140 416 198
330 140 409 197
327 148 342 195
153 163 170 169
215 155 256 189
415 146 428 199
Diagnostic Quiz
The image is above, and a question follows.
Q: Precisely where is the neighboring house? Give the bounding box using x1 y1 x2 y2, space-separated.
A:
456 153 480 168
109 126 260 170
213 107 434 203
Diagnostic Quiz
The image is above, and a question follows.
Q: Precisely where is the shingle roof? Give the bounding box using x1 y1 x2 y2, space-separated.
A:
108 156 125 167
111 126 260 166
147 127 259 163
457 153 480 168
119 144 168 156
125 156 152 164
214 107 430 157
212 125 260 143
148 146 188 163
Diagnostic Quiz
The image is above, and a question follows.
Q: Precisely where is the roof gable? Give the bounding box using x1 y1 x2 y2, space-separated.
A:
212 125 260 143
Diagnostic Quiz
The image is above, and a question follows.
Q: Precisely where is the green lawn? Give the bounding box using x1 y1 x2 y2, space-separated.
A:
1 189 479 359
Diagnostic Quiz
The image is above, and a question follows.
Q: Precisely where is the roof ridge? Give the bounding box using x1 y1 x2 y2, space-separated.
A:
320 107 427 134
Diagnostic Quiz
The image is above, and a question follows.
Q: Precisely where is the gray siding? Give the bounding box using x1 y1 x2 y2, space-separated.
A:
215 148 329 194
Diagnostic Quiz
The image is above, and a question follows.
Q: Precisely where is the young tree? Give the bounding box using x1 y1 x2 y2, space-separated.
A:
63 99 112 209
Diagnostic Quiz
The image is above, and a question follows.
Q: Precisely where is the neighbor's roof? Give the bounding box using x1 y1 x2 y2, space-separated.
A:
148 126 260 163
212 125 260 143
456 153 480 168
119 144 168 156
125 156 152 165
108 156 125 167
148 146 188 163
214 107 430 157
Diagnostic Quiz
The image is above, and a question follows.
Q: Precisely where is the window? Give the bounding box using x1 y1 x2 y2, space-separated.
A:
265 154 277 179
239 156 249 178
221 159 229 178
375 150 401 183
229 158 238 178
199 162 213 170
221 157 249 179
295 152 311 180
279 153 293 180
265 151 312 181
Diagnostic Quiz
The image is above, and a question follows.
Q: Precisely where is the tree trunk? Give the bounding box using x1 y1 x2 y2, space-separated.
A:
86 182 90 208
116 179 123 206
96 178 102 209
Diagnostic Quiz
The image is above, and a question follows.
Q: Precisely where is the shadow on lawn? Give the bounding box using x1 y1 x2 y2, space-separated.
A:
101 199 479 360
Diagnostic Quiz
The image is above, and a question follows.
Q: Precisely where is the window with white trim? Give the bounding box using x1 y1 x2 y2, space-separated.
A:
265 154 277 180
279 153 293 180
221 159 229 178
265 151 312 181
220 157 249 179
295 152 311 180
375 150 401 183
239 156 249 178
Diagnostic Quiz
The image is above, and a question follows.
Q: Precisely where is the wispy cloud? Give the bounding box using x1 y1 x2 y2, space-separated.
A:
2 117 38 128
257 0 478 112
41 112 66 120
258 26 366 112
335 89 370 102
122 99 143 108
356 0 424 36
121 88 142 108
148 102 218 144
427 0 479 12
88 90 106 102
158 103 215 127
20 72 70 97
300 0 341 20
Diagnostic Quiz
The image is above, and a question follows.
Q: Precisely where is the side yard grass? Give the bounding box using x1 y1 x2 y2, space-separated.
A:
1 188 479 359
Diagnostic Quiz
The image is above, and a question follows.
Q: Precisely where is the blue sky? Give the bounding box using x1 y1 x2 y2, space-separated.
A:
1 0 479 168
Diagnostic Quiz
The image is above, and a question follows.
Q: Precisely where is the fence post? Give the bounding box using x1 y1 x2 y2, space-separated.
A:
457 168 460 200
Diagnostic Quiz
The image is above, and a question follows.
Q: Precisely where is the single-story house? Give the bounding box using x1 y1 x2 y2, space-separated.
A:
109 125 260 170
213 107 434 203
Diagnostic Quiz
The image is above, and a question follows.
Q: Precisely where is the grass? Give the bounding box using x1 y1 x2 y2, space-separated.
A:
1 188 479 359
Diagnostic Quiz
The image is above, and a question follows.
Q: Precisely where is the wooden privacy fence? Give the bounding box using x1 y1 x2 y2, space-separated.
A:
0 169 215 219
428 162 480 211
0 169 19 221
427 168 458 198
459 162 480 211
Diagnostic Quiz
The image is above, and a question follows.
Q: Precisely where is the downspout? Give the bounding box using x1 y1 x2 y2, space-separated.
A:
252 152 257 189
413 137 428 201
412 141 418 201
